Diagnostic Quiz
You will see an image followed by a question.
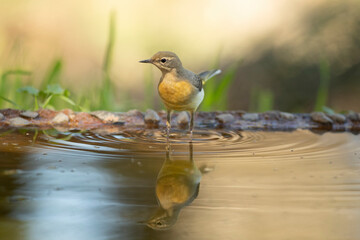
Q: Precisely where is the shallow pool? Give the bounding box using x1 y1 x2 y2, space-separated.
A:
1 128 360 240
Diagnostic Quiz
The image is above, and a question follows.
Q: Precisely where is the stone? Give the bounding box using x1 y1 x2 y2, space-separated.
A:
8 117 31 127
91 111 124 123
216 113 235 124
126 109 144 125
279 112 296 121
263 111 279 120
311 112 333 124
144 109 160 125
51 113 69 125
242 113 259 121
20 111 39 119
327 113 346 123
348 112 360 122
126 109 143 117
176 111 190 127
0 113 4 120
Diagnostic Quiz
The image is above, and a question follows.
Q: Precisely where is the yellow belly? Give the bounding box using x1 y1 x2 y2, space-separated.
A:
158 80 201 111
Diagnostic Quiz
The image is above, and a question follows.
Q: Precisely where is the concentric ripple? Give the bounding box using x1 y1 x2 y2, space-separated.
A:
24 128 360 162
2 128 360 240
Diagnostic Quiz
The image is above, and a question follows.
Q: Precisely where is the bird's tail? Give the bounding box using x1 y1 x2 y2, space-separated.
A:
198 69 221 85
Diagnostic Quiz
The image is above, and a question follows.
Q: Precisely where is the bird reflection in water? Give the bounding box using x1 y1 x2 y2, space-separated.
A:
146 142 201 230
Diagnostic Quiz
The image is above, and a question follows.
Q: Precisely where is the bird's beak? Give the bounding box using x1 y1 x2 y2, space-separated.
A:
139 59 152 63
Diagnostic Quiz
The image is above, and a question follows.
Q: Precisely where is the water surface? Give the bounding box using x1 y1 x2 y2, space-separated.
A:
1 128 360 240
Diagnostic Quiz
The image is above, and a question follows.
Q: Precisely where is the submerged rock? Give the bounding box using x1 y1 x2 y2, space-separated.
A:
91 111 124 124
348 112 360 122
8 117 31 127
20 111 39 119
242 113 259 121
176 111 190 128
311 112 333 124
51 113 69 125
144 109 160 124
279 112 296 121
216 113 235 124
327 113 346 123
126 109 144 125
263 111 280 120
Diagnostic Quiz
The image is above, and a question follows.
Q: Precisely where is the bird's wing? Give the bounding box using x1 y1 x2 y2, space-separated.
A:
198 69 221 85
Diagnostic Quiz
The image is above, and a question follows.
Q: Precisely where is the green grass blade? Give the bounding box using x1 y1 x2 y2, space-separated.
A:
103 12 116 73
257 89 274 112
58 95 76 106
314 60 330 111
1 70 31 108
200 61 239 111
143 67 155 110
0 95 18 107
34 96 39 110
99 11 117 110
212 63 238 110
41 60 63 89
42 94 54 109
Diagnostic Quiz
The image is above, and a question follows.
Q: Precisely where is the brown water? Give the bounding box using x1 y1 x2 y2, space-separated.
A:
0 128 360 240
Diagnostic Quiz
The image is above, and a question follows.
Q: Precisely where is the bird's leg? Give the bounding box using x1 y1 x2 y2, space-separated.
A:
189 111 195 141
166 110 172 143
165 139 171 161
189 141 193 163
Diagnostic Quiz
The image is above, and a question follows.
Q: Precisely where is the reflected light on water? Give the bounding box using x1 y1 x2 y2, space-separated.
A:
0 128 360 239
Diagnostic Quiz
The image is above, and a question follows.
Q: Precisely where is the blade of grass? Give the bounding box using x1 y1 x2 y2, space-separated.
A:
0 70 31 108
100 11 116 111
212 63 238 110
314 59 330 111
41 60 62 89
143 67 155 110
257 88 274 112
42 94 54 109
200 61 239 111
0 95 18 107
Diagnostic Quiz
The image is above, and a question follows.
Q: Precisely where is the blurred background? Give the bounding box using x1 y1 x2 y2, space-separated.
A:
0 0 359 112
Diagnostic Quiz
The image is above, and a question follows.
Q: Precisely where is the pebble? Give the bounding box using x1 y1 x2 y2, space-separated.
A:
311 112 333 124
348 112 360 122
263 111 279 120
126 109 144 125
176 111 190 127
126 109 144 118
51 113 69 125
8 117 31 127
144 109 160 124
327 113 346 123
20 111 39 119
91 111 124 123
279 112 296 120
242 113 259 121
216 113 235 124
0 113 4 120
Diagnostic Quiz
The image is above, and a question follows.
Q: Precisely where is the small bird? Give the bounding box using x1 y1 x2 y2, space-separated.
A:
140 51 221 138
145 142 201 230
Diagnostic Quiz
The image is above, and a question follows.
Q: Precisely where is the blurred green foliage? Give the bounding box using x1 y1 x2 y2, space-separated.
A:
1 5 359 113
200 61 239 111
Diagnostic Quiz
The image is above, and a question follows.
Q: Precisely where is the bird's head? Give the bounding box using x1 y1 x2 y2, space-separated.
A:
139 51 182 73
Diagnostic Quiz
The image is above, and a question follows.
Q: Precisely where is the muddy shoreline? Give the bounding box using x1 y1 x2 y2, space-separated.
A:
0 108 359 132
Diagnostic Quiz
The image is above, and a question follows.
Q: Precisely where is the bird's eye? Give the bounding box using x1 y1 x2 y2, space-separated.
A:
156 221 163 226
160 58 167 63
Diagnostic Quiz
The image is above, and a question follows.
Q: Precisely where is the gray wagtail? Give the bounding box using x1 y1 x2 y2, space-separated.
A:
139 51 221 138
145 142 201 230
